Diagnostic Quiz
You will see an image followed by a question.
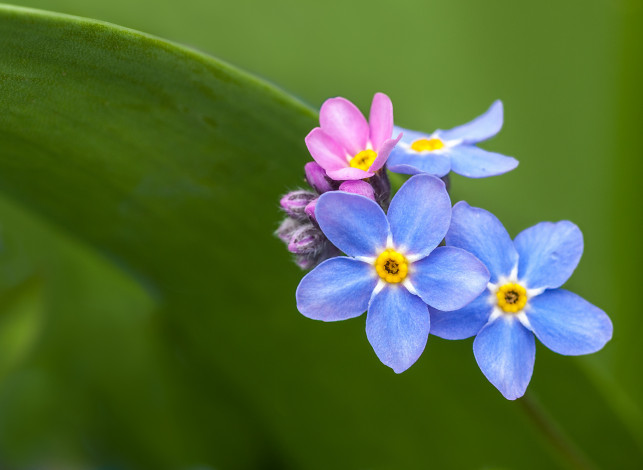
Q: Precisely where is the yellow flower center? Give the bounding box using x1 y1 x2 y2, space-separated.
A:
496 283 528 313
349 149 378 171
375 249 409 284
411 138 444 152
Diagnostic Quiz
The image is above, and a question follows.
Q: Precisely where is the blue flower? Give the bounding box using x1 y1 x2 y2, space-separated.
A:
295 175 490 373
387 101 518 178
431 202 613 399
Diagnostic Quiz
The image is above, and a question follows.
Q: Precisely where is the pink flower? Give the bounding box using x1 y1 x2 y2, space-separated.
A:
305 93 402 181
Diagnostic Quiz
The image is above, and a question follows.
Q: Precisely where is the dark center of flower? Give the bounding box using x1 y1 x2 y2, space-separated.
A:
349 149 378 171
496 283 528 313
504 290 519 304
384 259 400 274
375 249 408 284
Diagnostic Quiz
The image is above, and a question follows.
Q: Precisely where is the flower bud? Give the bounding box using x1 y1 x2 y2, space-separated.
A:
275 217 300 243
295 238 342 270
287 224 324 255
280 190 316 219
339 180 376 201
304 161 335 194
304 198 318 223
296 256 316 270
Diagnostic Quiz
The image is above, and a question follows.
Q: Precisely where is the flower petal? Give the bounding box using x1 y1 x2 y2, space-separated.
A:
387 174 451 258
387 146 451 177
326 167 373 180
320 97 369 156
316 191 389 257
296 257 377 321
473 316 535 400
429 292 494 340
438 100 504 144
411 246 490 311
446 201 518 282
514 221 583 290
527 289 613 355
304 161 335 194
369 133 402 172
305 128 347 171
394 125 428 145
449 145 518 178
369 92 393 150
366 285 430 373
338 180 375 200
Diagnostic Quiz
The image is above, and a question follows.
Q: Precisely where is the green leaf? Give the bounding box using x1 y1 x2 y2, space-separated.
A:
0 276 44 380
0 4 640 470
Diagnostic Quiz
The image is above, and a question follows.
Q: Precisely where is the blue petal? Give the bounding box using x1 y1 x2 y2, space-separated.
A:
527 289 613 355
446 201 518 283
316 191 390 258
411 246 489 311
393 125 428 145
429 291 494 340
385 162 424 176
387 174 451 258
366 285 430 373
514 221 583 290
296 257 377 321
438 100 504 144
449 145 518 178
388 146 451 177
388 126 451 177
473 316 535 400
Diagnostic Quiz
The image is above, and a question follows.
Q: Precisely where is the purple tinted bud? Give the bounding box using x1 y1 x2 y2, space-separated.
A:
339 180 376 201
275 217 300 243
305 161 334 194
295 238 342 270
280 190 316 219
304 198 318 222
288 224 324 254
296 256 316 270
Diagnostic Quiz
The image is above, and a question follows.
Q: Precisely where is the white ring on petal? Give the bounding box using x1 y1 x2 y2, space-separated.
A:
488 306 504 323
402 278 418 296
372 280 386 296
406 253 424 263
526 287 546 298
398 133 462 155
516 312 533 331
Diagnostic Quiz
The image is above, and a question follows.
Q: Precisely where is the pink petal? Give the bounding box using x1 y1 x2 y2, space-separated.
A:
370 132 402 172
305 128 347 171
326 167 373 181
304 198 318 221
339 180 376 201
320 97 369 156
369 93 394 150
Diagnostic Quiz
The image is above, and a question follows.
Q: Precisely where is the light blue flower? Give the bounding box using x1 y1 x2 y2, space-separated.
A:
296 175 490 373
431 202 613 399
387 100 518 178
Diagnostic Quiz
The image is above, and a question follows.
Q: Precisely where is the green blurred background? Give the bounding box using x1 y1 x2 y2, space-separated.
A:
0 0 641 468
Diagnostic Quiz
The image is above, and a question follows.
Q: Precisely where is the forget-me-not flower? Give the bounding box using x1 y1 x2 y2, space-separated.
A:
305 93 402 181
430 202 613 399
388 101 518 178
296 175 490 373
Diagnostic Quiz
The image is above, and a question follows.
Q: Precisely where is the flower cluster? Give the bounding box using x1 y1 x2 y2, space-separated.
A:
276 93 612 400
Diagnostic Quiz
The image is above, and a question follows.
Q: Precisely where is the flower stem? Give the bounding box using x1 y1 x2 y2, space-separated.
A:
519 392 599 470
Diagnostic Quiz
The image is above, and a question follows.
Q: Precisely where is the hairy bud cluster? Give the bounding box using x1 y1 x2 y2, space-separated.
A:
275 161 392 270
